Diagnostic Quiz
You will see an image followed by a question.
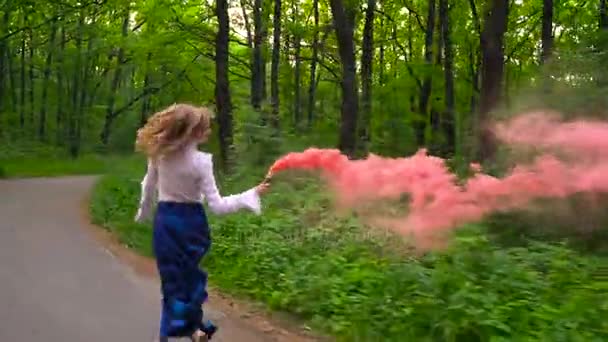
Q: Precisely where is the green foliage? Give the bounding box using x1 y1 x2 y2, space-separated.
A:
90 156 608 341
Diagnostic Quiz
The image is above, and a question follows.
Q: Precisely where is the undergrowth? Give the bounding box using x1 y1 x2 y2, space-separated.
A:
90 151 608 341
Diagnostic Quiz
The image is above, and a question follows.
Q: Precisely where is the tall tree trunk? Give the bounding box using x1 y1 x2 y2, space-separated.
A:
20 21 26 129
261 23 268 101
216 0 234 170
7 46 18 113
306 0 319 127
416 0 436 147
56 24 66 144
100 7 130 145
440 0 455 155
77 15 95 156
140 52 153 127
39 19 57 140
478 0 509 162
358 0 376 154
601 0 608 29
329 0 359 157
379 12 385 85
0 9 9 115
239 0 253 47
70 10 84 158
251 0 264 110
541 0 553 64
270 0 281 130
28 28 35 126
293 33 302 128
468 40 480 115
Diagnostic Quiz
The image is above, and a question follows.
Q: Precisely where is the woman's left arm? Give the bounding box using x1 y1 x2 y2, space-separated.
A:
198 153 262 215
135 159 158 222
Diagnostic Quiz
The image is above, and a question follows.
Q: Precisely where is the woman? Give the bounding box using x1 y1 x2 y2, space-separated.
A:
134 103 270 341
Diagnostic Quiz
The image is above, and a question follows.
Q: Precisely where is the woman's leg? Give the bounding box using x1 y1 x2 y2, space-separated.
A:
153 202 213 338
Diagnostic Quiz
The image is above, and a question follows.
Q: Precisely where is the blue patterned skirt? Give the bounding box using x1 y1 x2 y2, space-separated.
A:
153 201 211 338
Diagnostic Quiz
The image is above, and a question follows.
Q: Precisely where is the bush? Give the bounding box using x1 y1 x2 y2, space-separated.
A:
90 156 608 341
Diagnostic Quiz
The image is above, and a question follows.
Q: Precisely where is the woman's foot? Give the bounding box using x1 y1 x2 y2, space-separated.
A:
191 329 208 342
201 320 218 338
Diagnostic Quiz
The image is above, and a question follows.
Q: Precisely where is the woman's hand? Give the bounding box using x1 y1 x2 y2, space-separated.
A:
255 182 270 195
255 170 273 195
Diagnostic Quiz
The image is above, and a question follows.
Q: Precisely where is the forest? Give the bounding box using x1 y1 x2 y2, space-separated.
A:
1 0 608 340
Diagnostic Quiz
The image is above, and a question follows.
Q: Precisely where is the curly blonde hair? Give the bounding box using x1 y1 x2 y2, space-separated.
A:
135 103 214 158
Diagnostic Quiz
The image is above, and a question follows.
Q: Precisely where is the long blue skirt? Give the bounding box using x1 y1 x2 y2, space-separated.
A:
153 201 211 338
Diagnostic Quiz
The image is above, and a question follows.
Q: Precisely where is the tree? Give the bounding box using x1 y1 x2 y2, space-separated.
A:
100 6 130 145
216 0 234 170
306 0 319 127
478 0 509 162
39 18 57 140
416 0 436 148
270 0 282 131
251 0 265 110
541 0 553 64
329 0 359 157
440 0 455 155
601 0 608 29
358 0 376 154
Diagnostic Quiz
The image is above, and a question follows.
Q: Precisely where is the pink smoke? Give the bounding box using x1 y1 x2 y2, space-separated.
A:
268 111 608 247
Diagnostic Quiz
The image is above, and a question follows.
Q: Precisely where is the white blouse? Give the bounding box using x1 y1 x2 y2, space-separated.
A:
134 144 261 222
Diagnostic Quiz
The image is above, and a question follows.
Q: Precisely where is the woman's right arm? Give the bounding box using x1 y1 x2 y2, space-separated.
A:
135 159 158 222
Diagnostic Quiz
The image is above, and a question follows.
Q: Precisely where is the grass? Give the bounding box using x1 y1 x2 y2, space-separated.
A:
89 153 608 341
0 139 144 178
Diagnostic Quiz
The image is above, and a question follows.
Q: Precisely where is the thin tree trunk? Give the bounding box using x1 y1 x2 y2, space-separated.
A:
329 0 359 157
216 0 234 170
601 0 607 29
430 9 443 138
39 20 57 140
468 39 480 115
379 12 385 85
306 0 319 127
140 52 153 127
478 0 509 162
416 0 436 147
358 0 376 154
0 9 9 115
70 9 84 158
7 46 18 112
28 28 35 127
541 0 553 64
293 33 302 128
20 20 26 129
261 23 268 102
239 0 253 47
100 7 130 145
270 0 281 131
440 0 455 155
77 15 95 156
56 24 66 144
251 0 264 110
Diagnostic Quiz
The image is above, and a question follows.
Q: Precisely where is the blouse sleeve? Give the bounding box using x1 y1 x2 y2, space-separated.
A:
198 153 261 215
135 159 158 222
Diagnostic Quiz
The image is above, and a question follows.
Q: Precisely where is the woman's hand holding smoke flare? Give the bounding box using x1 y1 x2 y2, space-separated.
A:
255 170 273 195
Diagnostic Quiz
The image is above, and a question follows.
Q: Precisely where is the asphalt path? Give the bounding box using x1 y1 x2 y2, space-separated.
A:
0 176 273 341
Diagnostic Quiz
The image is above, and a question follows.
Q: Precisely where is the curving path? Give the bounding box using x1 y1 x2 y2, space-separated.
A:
0 176 302 341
